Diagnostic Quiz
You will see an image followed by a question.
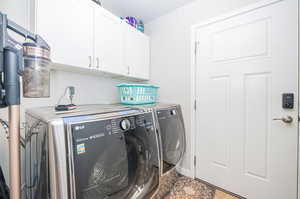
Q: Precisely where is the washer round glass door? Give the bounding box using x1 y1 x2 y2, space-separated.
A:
69 114 159 199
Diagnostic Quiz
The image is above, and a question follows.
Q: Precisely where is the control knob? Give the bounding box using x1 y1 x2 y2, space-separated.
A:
170 109 177 115
120 119 131 131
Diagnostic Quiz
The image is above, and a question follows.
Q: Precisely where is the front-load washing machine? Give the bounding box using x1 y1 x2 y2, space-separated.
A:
24 105 161 199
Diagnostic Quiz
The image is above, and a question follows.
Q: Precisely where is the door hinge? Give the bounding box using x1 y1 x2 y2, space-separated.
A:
194 100 197 110
194 41 200 55
194 156 196 166
194 42 198 55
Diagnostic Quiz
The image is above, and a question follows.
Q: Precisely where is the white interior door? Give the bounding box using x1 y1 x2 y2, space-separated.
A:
195 0 298 198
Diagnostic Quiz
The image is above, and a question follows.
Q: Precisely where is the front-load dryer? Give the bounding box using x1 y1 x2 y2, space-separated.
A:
154 104 186 174
118 103 186 175
24 105 161 199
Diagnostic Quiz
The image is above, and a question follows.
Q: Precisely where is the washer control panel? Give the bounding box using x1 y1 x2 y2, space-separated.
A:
120 119 131 131
108 112 154 134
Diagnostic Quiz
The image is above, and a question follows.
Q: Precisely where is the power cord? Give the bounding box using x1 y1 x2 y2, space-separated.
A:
0 119 8 139
0 119 25 148
92 0 102 6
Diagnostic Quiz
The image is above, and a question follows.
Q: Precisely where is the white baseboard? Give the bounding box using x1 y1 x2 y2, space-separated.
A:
176 166 194 178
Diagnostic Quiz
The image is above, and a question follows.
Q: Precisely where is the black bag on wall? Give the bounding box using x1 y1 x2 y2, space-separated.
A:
0 166 9 199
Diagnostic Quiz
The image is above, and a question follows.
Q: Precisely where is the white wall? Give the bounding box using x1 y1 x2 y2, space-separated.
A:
0 0 29 28
146 0 263 176
0 1 135 184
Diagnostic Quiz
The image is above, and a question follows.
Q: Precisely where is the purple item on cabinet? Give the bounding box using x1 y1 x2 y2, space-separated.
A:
125 16 137 28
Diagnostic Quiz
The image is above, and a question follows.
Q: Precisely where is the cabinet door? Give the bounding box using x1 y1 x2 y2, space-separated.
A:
94 6 125 75
123 23 150 80
35 0 94 68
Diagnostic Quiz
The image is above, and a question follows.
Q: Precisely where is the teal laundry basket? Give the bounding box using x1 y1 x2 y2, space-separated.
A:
117 84 159 105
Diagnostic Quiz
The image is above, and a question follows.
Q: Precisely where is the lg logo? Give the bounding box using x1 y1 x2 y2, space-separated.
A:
75 125 85 131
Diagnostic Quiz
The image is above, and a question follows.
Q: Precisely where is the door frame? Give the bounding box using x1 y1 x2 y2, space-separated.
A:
190 0 299 196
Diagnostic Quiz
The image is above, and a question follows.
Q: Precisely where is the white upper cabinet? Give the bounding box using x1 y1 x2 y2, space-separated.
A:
123 23 150 80
32 0 150 80
94 5 125 75
34 0 94 68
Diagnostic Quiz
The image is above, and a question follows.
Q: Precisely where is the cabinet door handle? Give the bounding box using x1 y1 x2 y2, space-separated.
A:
127 66 130 75
96 57 100 69
88 56 92 68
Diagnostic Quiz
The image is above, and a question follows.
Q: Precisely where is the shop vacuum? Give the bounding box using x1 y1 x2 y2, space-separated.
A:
0 12 51 199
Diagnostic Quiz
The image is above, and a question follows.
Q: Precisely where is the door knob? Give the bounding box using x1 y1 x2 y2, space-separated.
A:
88 56 92 68
273 116 293 124
96 57 100 69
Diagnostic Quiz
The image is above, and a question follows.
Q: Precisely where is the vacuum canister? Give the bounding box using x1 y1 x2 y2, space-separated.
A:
22 43 51 98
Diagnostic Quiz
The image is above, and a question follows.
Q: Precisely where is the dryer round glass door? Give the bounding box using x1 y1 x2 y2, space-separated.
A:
69 113 160 199
157 107 186 173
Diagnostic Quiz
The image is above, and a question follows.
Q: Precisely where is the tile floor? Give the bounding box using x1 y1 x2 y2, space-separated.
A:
154 170 240 199
214 190 240 199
